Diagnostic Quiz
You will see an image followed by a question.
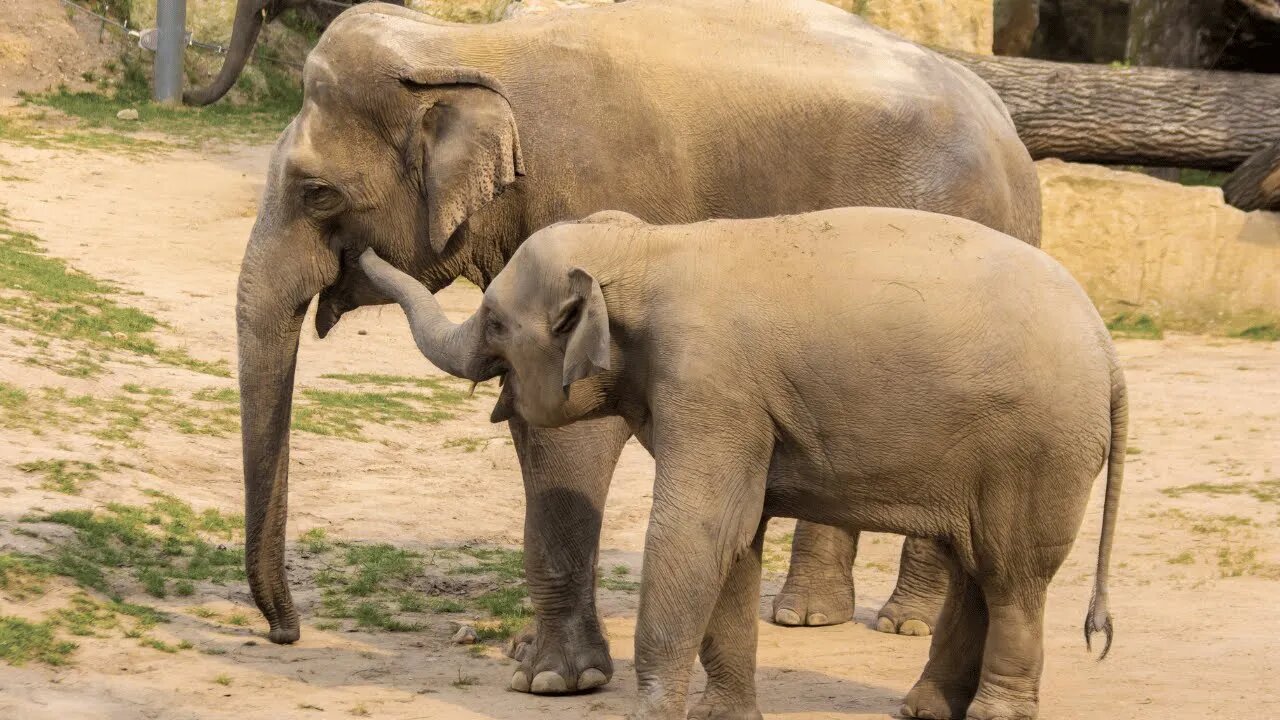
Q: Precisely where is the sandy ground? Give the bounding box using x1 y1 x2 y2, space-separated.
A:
0 135 1278 720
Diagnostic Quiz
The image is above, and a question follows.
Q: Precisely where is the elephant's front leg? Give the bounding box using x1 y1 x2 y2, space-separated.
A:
633 426 771 720
772 521 857 627
690 518 768 720
506 414 632 695
876 536 951 636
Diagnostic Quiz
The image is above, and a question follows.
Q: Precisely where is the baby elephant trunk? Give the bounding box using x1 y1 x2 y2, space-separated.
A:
358 249 490 383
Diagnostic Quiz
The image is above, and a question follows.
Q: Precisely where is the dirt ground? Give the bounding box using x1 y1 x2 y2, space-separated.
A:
1 121 1278 719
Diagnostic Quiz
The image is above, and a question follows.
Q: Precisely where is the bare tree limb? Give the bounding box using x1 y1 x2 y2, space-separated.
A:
1223 140 1280 211
946 51 1280 170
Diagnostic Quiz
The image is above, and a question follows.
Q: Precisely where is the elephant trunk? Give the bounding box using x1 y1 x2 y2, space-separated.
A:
184 0 270 106
236 216 336 644
358 249 490 382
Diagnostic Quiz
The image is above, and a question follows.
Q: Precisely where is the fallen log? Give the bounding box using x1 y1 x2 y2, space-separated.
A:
1223 141 1280 211
945 51 1280 171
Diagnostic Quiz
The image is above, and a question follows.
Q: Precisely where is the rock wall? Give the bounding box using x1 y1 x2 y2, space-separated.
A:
1038 160 1280 333
827 0 994 53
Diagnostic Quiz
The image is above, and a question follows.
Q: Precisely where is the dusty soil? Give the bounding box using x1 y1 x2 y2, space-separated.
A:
0 132 1278 720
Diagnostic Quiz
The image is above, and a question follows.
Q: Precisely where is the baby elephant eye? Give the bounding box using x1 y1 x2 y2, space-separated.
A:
486 315 506 335
301 181 343 215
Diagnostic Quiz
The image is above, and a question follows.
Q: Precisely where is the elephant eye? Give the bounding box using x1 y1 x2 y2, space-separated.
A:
301 180 344 215
486 315 506 336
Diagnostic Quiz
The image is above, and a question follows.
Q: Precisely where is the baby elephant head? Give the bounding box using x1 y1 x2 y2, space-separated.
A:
358 247 611 427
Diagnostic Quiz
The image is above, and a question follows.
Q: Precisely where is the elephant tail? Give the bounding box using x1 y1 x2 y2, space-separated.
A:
1085 364 1126 661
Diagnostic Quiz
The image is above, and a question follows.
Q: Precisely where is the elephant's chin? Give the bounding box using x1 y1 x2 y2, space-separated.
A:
489 379 516 423
315 297 346 339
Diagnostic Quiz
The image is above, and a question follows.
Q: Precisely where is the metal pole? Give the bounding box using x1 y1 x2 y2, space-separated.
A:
154 0 187 103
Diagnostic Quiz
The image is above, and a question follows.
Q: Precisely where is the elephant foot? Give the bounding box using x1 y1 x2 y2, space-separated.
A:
771 568 854 627
875 593 942 636
505 619 612 695
687 699 763 720
900 678 972 720
963 693 1038 720
268 625 300 644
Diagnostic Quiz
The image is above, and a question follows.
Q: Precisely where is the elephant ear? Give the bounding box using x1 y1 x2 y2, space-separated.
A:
555 267 610 390
400 67 525 255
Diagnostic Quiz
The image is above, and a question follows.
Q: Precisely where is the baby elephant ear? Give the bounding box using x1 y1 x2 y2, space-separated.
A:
556 267 610 389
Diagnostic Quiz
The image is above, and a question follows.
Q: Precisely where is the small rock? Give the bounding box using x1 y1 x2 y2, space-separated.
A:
357 329 368 335
451 625 478 645
116 108 140 121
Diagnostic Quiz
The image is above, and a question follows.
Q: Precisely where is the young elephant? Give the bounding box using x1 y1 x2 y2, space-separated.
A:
359 207 1125 720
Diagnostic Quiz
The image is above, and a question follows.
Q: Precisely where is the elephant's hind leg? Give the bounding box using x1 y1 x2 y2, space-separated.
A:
506 414 632 695
964 576 1051 720
901 548 985 720
876 536 950 636
772 521 857 627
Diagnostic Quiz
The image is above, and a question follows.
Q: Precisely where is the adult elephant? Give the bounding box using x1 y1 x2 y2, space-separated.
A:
236 0 1042 695
183 0 404 106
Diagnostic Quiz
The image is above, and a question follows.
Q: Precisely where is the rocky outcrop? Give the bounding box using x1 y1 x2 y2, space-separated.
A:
1038 159 1280 333
826 0 994 53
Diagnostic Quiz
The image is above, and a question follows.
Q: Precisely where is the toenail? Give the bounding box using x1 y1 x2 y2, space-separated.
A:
530 670 568 694
578 668 608 689
510 670 530 693
775 608 803 626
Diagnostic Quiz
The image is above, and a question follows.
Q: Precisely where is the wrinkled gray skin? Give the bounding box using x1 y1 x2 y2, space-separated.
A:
362 207 1126 720
235 0 1042 695
183 0 404 106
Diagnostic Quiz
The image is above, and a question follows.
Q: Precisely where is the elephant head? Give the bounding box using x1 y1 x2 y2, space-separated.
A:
235 7 524 643
357 243 613 428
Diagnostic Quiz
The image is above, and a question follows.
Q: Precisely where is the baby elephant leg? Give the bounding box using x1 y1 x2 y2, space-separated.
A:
772 521 857 627
691 519 769 720
877 537 951 636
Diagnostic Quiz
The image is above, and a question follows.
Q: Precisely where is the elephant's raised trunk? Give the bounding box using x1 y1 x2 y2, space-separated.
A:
358 249 490 383
236 216 337 643
184 0 270 106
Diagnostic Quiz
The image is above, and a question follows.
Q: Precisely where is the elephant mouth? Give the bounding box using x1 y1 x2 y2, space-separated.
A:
489 373 516 423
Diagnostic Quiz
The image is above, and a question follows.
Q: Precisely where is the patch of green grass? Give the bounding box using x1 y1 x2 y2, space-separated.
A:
27 494 244 598
1167 551 1195 565
1232 324 1280 342
16 459 111 494
226 613 249 627
599 576 640 593
472 586 532 641
343 544 421 596
426 597 466 613
1177 168 1229 187
140 636 182 653
451 671 480 689
353 601 419 632
443 437 489 452
19 51 301 147
189 607 217 619
298 527 330 554
0 384 239 445
1162 479 1280 504
0 554 48 599
397 592 428 613
448 546 523 582
313 620 340 631
1106 312 1163 340
0 216 229 377
213 673 232 686
1216 546 1280 579
0 616 77 666
291 389 457 440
